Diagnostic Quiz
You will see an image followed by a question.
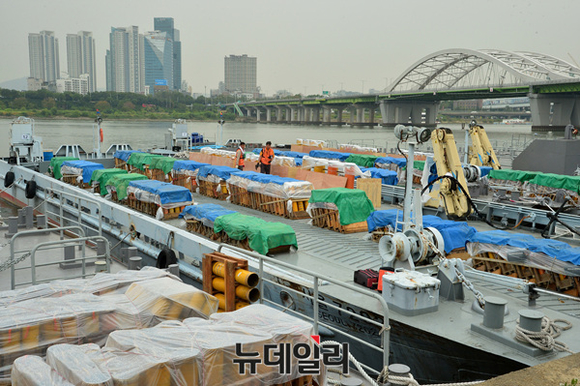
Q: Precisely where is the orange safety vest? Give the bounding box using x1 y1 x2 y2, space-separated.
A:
260 147 274 165
236 148 245 166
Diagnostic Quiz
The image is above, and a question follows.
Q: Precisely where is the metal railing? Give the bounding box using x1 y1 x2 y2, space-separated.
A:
219 244 391 376
44 189 103 238
11 232 110 289
10 226 86 289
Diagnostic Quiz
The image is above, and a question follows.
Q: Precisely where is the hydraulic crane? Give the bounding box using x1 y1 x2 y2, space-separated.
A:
468 120 501 170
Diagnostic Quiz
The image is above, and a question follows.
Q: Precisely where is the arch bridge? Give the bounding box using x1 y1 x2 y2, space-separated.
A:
237 49 580 130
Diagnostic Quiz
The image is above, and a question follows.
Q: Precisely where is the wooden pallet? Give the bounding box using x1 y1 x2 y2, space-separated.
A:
172 173 197 192
198 180 229 200
127 193 186 220
114 159 128 170
229 185 252 207
62 174 90 189
472 253 579 297
310 208 368 233
151 168 170 182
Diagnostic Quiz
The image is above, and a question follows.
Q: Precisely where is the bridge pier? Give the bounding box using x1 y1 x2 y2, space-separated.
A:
379 100 439 128
322 106 332 125
265 107 272 122
276 107 283 122
529 94 578 132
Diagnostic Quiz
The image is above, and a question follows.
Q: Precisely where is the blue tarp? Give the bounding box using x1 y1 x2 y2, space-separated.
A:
173 160 210 172
308 150 351 162
467 230 580 265
191 145 224 150
128 180 192 204
179 203 237 221
295 158 303 166
61 160 104 182
366 209 477 253
252 148 283 156
113 150 143 162
197 165 240 180
230 171 303 185
375 157 407 168
479 166 492 178
279 151 307 159
360 168 399 185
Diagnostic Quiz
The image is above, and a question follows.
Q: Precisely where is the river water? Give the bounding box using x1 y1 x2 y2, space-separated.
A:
0 118 545 157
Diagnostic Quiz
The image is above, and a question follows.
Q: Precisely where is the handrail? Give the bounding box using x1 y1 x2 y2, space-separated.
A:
10 226 86 289
218 243 390 373
24 236 110 287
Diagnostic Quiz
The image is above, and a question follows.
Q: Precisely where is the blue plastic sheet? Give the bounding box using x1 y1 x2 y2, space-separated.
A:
308 150 351 162
468 230 580 265
113 150 143 162
375 157 407 168
279 151 307 159
173 160 210 172
61 160 104 183
295 158 303 166
252 148 283 155
366 209 477 253
479 166 492 178
230 171 302 185
360 168 399 185
179 203 237 221
197 165 240 180
128 180 192 204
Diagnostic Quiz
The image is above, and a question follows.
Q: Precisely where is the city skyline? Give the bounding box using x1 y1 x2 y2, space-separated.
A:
4 0 580 95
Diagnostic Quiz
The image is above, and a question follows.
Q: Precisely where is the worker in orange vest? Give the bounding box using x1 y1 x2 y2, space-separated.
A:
259 141 274 174
235 142 246 170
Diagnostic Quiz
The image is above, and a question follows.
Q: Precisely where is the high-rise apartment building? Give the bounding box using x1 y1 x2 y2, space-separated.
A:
153 17 181 91
144 31 173 94
224 54 257 94
28 31 60 89
106 26 144 93
66 31 96 92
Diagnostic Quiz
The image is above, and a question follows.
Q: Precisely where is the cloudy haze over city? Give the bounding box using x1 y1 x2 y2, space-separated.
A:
2 0 580 95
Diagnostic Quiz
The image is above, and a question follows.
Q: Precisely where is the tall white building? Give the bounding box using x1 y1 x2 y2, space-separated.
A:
28 31 60 88
106 26 144 93
144 31 173 94
66 31 96 92
224 54 257 95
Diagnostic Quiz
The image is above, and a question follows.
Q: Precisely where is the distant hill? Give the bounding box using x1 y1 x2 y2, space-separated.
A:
0 77 28 91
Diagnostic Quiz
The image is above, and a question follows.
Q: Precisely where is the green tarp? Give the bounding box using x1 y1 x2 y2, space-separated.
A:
344 154 379 168
106 174 149 200
150 157 176 174
213 213 298 255
90 168 128 196
50 157 79 179
529 173 580 193
403 160 424 171
309 187 375 225
488 169 542 182
127 153 163 171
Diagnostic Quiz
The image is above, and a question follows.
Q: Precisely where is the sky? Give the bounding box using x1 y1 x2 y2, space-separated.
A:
2 0 580 96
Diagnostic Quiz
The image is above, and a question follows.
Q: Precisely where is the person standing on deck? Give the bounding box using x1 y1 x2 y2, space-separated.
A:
259 141 275 174
235 142 246 170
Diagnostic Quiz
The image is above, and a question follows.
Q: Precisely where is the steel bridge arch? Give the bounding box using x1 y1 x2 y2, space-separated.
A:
387 48 580 93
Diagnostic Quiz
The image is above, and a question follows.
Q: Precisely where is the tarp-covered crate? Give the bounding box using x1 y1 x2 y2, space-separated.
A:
113 150 142 171
105 173 149 202
308 187 374 233
180 204 298 255
49 156 79 180
196 165 239 200
90 168 127 196
172 160 210 192
149 156 176 182
127 152 163 178
13 305 324 386
127 180 193 220
60 160 105 188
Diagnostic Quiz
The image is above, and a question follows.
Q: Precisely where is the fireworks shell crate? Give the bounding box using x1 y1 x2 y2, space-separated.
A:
198 179 229 200
126 180 193 220
308 188 374 234
60 160 104 189
149 156 176 182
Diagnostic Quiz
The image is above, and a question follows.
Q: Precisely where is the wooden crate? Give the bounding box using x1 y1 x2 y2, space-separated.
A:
150 168 167 182
287 199 310 220
62 174 90 189
310 207 368 233
357 178 382 209
199 180 229 200
173 173 197 192
202 252 250 312
114 158 128 170
127 193 186 220
229 185 251 207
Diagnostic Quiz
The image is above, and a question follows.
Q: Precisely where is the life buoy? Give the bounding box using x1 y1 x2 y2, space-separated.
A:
4 172 15 188
100 127 104 143
25 180 37 199
156 248 177 269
